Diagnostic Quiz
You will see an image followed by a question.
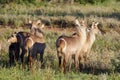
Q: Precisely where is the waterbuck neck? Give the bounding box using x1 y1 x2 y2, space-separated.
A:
79 27 87 40
88 30 96 45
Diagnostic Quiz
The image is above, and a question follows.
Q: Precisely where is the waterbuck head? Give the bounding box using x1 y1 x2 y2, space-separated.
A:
90 21 101 35
74 19 87 34
28 19 45 30
28 19 45 38
8 32 17 43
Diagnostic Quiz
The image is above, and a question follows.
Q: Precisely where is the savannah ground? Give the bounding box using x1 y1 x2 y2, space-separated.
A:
0 0 120 80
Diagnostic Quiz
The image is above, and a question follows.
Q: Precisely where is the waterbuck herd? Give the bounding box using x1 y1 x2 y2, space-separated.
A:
7 18 101 73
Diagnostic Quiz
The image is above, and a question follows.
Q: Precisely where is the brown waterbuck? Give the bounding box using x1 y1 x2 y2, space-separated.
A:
81 21 101 67
56 19 87 73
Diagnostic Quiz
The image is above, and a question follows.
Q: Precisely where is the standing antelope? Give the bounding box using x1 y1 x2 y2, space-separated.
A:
56 19 87 73
82 21 101 67
25 33 46 68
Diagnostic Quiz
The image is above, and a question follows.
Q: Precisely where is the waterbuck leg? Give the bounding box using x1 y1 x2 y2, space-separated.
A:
63 57 66 74
69 55 72 71
28 55 33 69
75 54 80 71
58 56 62 72
40 52 44 65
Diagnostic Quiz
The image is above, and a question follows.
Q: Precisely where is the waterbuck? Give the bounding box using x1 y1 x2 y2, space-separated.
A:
24 33 46 67
82 21 101 67
56 19 87 73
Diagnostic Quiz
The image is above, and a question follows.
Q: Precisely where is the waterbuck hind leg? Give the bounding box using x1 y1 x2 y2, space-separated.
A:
63 57 66 74
40 52 44 66
28 55 33 69
58 56 62 71
75 54 80 71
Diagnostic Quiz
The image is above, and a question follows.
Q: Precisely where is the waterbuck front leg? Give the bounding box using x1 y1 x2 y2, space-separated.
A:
78 50 85 70
75 53 80 71
84 49 90 68
68 55 72 71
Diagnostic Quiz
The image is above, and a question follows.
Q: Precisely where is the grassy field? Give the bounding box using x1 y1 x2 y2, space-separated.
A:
0 1 120 80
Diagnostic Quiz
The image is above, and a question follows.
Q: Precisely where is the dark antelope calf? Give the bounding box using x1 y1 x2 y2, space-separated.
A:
56 19 87 73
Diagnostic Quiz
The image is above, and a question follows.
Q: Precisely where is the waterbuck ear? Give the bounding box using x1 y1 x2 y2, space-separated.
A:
95 22 99 26
91 21 95 29
40 24 45 29
75 19 80 27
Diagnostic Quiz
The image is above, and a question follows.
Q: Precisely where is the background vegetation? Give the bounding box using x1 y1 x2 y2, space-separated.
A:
0 0 120 80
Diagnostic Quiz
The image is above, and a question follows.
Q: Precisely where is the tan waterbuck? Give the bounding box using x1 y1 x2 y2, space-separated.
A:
81 21 101 67
56 19 87 73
